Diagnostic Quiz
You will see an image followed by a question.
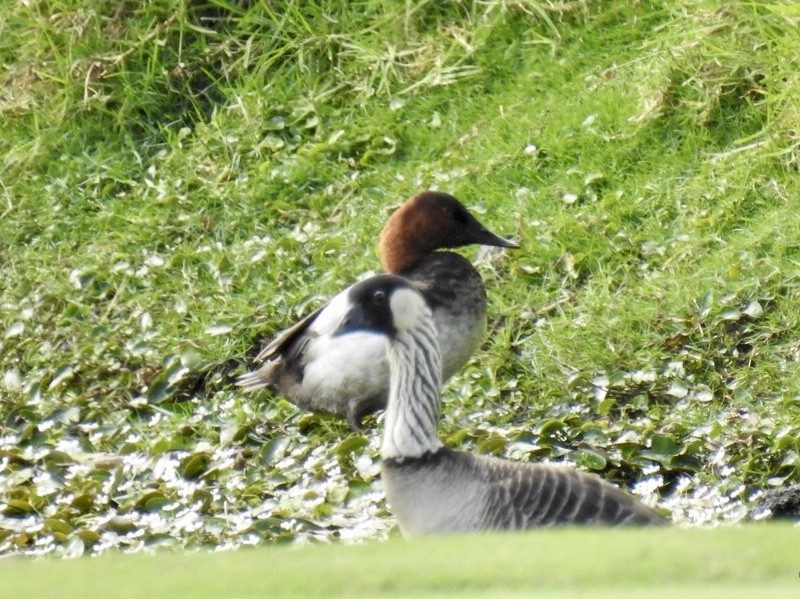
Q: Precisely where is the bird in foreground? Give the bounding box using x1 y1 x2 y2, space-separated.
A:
335 274 667 535
237 191 518 429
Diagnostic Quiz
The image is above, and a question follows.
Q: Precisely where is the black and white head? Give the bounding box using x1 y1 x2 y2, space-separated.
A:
336 274 431 338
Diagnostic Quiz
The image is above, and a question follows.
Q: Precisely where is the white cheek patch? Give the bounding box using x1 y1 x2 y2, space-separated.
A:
389 287 429 332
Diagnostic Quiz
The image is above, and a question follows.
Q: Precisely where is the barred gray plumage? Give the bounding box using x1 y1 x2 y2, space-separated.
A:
337 274 666 536
382 318 443 460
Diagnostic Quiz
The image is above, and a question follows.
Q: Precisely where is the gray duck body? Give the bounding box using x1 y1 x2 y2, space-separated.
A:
384 448 665 536
237 192 517 429
336 274 667 536
238 251 487 428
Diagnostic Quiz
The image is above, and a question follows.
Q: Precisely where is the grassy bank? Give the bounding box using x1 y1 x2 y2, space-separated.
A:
1 525 798 598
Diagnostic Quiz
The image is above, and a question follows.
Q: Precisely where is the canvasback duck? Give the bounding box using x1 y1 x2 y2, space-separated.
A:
237 191 518 429
336 274 666 535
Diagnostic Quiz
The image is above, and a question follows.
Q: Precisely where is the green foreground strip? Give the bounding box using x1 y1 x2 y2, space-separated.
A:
1 524 797 598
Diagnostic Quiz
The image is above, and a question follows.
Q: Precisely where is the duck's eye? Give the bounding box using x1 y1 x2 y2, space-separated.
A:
451 206 469 224
372 290 386 306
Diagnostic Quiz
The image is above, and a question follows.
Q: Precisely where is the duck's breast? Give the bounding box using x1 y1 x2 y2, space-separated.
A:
383 449 488 536
293 286 390 418
300 330 389 411
403 253 488 381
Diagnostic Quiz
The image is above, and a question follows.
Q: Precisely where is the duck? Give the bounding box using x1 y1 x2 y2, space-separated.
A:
335 274 667 535
237 191 519 429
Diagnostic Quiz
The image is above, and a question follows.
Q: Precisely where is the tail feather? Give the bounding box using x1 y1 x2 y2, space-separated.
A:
236 359 281 391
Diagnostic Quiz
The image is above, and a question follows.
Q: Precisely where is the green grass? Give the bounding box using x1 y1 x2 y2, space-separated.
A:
1 525 798 598
2 0 800 561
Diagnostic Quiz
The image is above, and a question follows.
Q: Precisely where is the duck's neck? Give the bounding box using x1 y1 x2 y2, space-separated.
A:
379 232 427 274
381 320 444 460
